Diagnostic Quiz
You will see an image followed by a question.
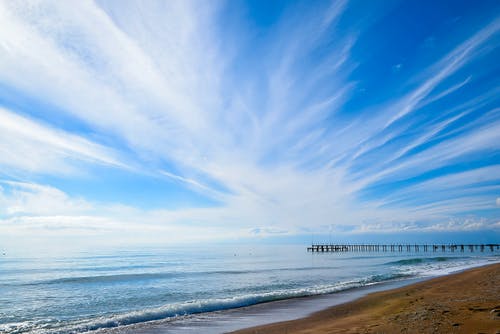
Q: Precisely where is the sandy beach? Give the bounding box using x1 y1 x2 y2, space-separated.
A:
231 263 500 334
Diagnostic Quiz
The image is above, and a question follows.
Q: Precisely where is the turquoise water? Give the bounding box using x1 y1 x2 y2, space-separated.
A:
0 245 498 333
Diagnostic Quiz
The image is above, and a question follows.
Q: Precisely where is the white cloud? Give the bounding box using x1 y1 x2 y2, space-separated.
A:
0 180 245 246
392 63 403 72
0 180 92 216
367 121 500 185
385 18 500 129
376 166 500 207
0 2 498 243
341 19 500 183
0 107 124 175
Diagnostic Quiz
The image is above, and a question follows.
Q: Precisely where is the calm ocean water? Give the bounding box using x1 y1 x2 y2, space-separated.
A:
1 245 498 333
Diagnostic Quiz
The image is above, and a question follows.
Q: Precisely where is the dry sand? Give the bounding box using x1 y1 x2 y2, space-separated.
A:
231 263 500 334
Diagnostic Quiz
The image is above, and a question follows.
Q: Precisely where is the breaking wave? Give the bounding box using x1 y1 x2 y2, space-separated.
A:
2 272 410 334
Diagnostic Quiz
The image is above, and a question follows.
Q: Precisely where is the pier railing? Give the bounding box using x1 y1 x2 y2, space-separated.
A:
307 244 500 253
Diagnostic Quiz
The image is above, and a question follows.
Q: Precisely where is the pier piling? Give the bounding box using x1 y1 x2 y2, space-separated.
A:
307 243 499 253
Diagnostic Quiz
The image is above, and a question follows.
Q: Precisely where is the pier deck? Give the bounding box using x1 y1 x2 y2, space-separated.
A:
307 244 500 253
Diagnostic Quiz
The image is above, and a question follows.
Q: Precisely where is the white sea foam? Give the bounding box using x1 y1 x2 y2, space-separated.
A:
387 255 500 277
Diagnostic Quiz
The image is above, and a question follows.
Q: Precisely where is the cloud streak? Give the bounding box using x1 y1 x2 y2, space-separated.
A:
0 1 498 244
0 107 124 175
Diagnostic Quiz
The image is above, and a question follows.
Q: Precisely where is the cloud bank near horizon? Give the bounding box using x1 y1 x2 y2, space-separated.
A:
0 0 499 246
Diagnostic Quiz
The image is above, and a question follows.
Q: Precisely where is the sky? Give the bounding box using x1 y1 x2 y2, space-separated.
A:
0 0 499 250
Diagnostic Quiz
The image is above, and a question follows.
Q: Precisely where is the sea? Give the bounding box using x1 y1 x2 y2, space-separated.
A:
1 244 498 334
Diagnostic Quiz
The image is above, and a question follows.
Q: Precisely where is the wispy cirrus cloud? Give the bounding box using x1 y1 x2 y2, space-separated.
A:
0 0 498 245
0 107 125 176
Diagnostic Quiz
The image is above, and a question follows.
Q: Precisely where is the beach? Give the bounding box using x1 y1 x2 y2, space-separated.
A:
2 1 500 333
231 263 500 334
2 246 498 333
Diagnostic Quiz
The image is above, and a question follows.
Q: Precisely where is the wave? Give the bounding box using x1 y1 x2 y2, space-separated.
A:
385 257 460 266
13 272 410 333
210 266 339 275
27 272 180 286
17 266 341 287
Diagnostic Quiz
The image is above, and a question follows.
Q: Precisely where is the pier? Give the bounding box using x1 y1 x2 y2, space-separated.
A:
307 244 500 253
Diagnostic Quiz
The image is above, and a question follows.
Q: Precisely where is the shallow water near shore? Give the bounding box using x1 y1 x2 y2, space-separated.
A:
1 245 498 333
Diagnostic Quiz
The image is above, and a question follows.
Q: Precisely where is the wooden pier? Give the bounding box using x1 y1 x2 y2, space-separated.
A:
307 244 500 253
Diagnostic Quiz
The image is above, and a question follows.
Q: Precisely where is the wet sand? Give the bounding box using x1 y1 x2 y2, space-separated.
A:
231 263 500 334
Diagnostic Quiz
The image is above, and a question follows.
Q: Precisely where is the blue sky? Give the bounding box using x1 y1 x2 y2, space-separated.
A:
0 0 499 248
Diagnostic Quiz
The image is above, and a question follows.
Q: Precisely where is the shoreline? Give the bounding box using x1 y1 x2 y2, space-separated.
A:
230 263 500 334
100 276 426 334
99 260 499 334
